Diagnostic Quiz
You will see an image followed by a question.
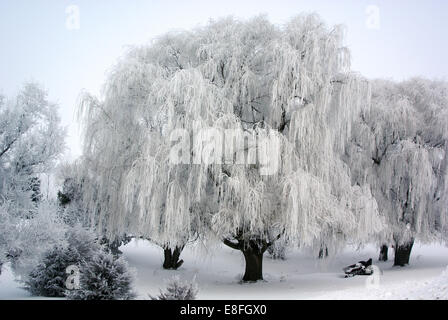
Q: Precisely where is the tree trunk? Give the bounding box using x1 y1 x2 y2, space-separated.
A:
223 233 282 282
162 246 184 270
378 245 388 261
394 240 414 266
318 246 328 259
242 248 264 282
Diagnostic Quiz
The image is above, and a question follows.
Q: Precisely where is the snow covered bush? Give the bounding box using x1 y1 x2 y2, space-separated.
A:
26 224 135 299
66 251 135 300
150 276 198 300
26 245 78 297
26 225 100 297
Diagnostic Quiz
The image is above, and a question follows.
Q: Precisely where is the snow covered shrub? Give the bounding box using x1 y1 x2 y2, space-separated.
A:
26 225 100 297
66 251 135 300
150 276 198 300
26 245 79 297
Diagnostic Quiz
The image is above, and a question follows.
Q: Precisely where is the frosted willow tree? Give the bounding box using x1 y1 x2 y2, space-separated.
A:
79 15 382 281
346 78 448 266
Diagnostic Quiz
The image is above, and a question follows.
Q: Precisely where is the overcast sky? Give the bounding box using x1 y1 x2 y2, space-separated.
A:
1 0 447 158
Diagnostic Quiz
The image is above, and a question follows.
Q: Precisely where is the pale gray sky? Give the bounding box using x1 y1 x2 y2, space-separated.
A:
1 0 447 158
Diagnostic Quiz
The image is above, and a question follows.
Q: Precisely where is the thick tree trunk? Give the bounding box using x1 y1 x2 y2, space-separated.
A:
163 246 184 270
223 233 282 282
242 249 264 282
223 238 271 282
394 240 414 267
378 245 388 261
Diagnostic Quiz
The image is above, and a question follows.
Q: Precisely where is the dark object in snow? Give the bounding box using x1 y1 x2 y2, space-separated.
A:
378 245 388 261
394 240 414 267
318 246 328 259
163 246 184 270
343 258 373 278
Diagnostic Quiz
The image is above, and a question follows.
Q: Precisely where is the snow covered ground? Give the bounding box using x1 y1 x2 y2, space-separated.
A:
0 264 31 299
123 239 448 300
1 239 447 300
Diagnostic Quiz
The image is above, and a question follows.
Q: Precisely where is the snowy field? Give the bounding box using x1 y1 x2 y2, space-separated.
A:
2 239 447 300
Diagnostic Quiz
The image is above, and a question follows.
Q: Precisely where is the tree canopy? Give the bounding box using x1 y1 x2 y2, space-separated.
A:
346 78 448 246
78 14 383 252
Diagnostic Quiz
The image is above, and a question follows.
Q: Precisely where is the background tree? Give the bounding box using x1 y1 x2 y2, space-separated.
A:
0 83 65 215
346 78 448 266
78 15 383 281
0 83 66 276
